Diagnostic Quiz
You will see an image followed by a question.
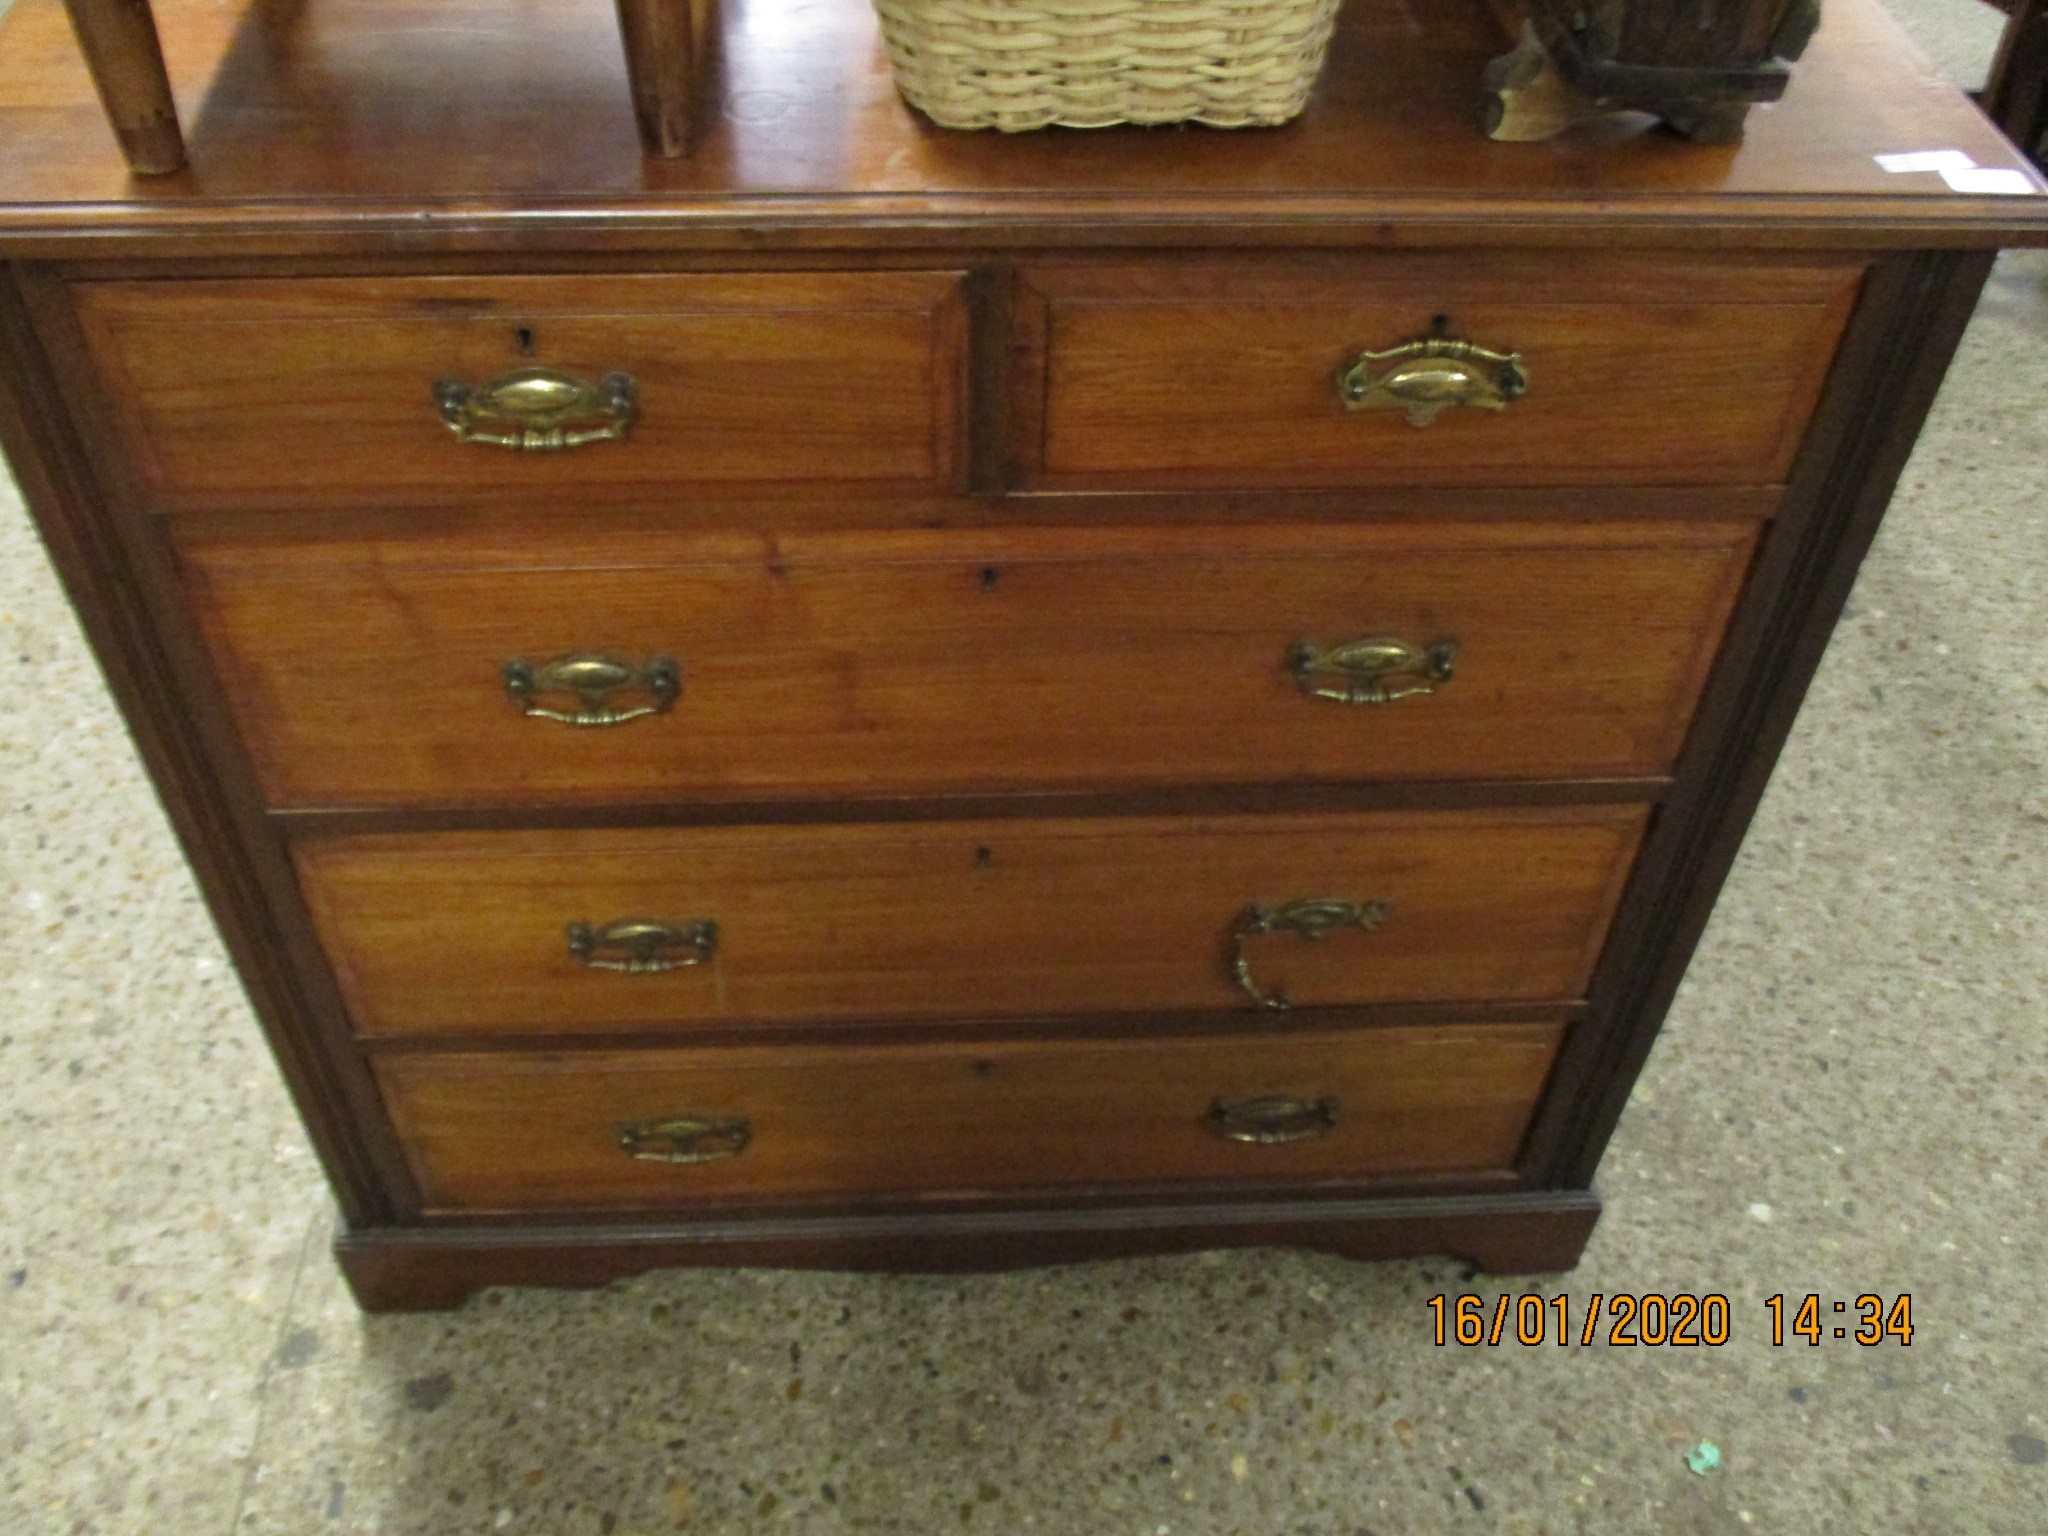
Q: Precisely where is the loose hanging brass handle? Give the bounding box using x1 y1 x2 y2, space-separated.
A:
567 918 718 974
502 653 679 727
1229 897 1393 1012
1206 1095 1339 1145
1288 636 1457 706
435 365 637 451
618 1115 750 1164
1336 318 1527 426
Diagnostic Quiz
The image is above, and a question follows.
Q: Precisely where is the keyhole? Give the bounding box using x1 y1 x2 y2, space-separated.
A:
979 567 1000 591
973 846 993 868
514 326 536 356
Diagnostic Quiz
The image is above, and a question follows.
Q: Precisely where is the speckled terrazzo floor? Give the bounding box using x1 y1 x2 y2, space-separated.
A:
4 9 2047 1536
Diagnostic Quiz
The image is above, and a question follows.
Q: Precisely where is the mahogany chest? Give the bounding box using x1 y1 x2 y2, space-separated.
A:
0 0 2041 1308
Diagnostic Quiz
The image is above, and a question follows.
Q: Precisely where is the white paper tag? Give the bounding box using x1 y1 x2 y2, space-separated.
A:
1940 166 2040 195
1875 150 1977 173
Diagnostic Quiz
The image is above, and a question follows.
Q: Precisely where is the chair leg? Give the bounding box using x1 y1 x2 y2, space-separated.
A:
1984 0 2048 165
60 0 186 175
614 0 714 157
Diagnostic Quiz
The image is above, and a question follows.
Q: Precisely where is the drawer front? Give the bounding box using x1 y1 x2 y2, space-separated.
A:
1014 256 1860 489
374 1022 1565 1212
297 807 1645 1038
183 521 1754 809
69 273 967 508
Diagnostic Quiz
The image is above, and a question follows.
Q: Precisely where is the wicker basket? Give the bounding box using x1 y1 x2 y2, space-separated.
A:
873 0 1343 131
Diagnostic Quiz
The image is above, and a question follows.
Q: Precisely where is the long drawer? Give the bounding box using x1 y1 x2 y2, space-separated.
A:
1013 255 1860 489
374 1022 1566 1212
297 807 1645 1038
68 272 968 509
183 521 1755 808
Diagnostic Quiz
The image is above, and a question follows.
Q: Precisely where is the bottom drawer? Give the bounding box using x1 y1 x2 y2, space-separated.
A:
376 1022 1564 1213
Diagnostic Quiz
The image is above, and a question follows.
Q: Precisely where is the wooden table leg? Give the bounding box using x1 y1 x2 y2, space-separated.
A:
1985 0 2048 166
614 0 714 157
60 0 186 175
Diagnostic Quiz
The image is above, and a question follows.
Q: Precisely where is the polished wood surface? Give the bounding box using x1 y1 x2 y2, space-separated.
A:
0 0 2043 250
1018 256 1857 489
297 808 1644 1036
181 521 1754 808
374 1021 1566 1212
71 273 968 507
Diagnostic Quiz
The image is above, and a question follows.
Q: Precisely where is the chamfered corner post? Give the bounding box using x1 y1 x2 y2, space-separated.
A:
59 0 187 175
613 0 716 157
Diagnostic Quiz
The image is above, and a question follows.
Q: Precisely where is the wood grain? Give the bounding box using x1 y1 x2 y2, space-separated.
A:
69 272 968 509
180 520 1756 808
1017 256 1861 488
0 0 2044 252
1525 249 2010 1186
295 806 1646 1036
373 1021 1566 1211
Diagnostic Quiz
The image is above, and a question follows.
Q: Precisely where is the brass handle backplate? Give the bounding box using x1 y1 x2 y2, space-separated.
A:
503 653 679 727
618 1115 750 1164
436 365 637 451
567 918 718 974
1288 636 1457 705
1206 1095 1339 1145
1229 897 1393 1012
1336 318 1527 426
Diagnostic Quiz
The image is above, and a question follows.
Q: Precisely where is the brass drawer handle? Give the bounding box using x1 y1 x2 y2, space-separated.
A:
1207 1095 1339 1145
1336 318 1527 426
1229 897 1393 1012
567 918 718 973
1288 635 1457 706
619 1114 750 1164
503 653 680 727
435 365 637 451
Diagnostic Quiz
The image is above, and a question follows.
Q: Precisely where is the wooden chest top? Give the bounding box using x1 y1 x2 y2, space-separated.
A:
0 0 2044 253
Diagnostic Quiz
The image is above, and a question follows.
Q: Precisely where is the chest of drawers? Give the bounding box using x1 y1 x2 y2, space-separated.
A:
1 0 2042 1310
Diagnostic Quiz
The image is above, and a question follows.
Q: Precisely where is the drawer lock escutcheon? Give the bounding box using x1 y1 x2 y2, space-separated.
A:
1229 897 1393 1012
618 1114 750 1165
567 918 719 974
1288 635 1457 706
503 653 680 727
1206 1095 1339 1145
435 365 638 451
1336 318 1527 426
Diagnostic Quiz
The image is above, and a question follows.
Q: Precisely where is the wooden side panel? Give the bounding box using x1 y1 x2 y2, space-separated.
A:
1015 256 1862 488
374 1021 1567 1211
67 272 969 507
297 806 1646 1036
181 520 1757 808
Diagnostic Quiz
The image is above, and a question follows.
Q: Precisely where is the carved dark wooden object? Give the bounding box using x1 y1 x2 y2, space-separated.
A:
1486 0 1823 143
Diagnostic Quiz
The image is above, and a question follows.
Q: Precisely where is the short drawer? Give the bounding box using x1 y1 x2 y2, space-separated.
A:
182 521 1755 809
68 272 967 509
297 807 1645 1038
374 1021 1565 1212
1013 255 1860 489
